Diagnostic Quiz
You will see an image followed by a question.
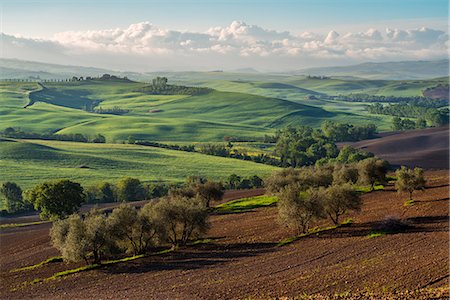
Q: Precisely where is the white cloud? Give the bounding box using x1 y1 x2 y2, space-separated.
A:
1 21 447 71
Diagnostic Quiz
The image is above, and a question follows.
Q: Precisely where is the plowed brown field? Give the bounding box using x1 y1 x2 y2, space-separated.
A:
1 172 448 299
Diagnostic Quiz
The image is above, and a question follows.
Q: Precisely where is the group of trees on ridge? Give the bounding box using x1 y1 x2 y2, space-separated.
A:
1 127 106 143
136 76 211 95
273 122 376 168
367 103 449 130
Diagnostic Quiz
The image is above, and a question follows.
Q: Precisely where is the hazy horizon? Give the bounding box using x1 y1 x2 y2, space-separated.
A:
1 0 448 72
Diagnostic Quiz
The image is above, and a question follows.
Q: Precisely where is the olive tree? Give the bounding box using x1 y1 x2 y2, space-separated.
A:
395 166 426 200
108 204 158 255
332 163 359 185
323 184 362 225
50 210 111 264
357 158 389 191
192 181 224 207
152 195 209 247
277 185 325 234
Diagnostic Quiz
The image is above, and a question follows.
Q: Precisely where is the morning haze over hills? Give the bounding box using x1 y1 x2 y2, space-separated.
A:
0 0 449 299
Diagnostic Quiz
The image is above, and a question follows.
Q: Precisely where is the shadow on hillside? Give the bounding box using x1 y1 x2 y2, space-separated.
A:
311 215 449 239
212 203 277 215
102 242 277 275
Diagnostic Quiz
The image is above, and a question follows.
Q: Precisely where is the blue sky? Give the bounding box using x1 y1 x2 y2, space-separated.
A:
1 0 448 70
2 0 448 37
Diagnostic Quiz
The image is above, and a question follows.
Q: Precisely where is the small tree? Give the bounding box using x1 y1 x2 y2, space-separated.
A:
152 195 209 247
108 204 158 255
0 182 25 213
27 180 85 220
192 181 224 207
92 134 106 143
323 184 361 225
116 177 145 202
278 186 325 234
227 174 241 189
249 175 264 188
51 210 111 264
395 166 426 201
357 158 389 191
332 163 359 185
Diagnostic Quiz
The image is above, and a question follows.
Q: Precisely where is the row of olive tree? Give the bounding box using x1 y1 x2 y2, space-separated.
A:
51 194 209 264
267 157 390 233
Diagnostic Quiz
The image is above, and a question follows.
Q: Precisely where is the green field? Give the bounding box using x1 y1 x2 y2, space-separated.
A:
0 72 446 206
3 76 441 142
0 138 278 190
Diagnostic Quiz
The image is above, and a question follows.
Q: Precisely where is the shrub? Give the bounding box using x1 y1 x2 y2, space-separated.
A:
373 217 412 233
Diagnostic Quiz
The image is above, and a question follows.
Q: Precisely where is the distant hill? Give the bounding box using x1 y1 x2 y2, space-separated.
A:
0 58 141 80
295 60 449 80
344 126 449 169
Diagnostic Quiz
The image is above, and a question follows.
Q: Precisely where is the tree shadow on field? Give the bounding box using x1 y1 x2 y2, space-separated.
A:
415 197 449 203
102 242 277 275
311 215 449 239
425 184 450 190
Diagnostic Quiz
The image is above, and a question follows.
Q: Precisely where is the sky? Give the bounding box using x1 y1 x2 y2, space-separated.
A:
0 0 448 71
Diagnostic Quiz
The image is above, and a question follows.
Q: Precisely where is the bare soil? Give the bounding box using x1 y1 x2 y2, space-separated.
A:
0 172 448 299
343 126 449 170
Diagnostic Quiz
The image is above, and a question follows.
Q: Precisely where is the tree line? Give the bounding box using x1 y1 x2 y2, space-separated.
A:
332 94 447 106
368 103 448 128
1 127 106 143
0 174 264 216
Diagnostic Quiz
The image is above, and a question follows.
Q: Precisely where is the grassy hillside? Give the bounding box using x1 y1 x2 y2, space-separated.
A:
1 75 444 143
0 139 278 189
1 79 394 141
296 59 449 80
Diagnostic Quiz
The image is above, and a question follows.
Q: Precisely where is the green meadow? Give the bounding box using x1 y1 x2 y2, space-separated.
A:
0 138 278 189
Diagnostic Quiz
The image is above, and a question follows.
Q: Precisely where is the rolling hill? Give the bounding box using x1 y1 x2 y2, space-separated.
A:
0 78 401 142
0 138 278 189
343 126 450 169
295 59 449 80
